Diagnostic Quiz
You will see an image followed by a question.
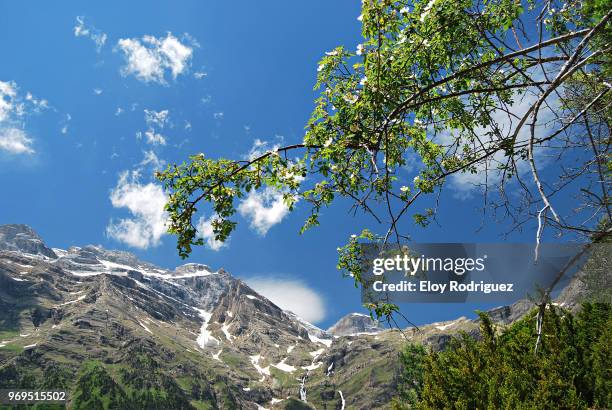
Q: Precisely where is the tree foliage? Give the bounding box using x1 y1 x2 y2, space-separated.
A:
404 303 612 409
157 0 611 314
158 0 611 248
392 343 427 409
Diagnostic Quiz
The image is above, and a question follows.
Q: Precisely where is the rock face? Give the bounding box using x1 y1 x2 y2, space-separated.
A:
327 313 384 336
0 224 596 409
0 224 57 259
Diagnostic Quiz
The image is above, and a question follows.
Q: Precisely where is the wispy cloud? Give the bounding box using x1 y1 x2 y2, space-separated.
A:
245 277 327 323
135 109 170 146
0 80 48 155
434 90 557 199
144 109 170 128
244 136 284 160
59 113 71 135
74 16 107 52
139 150 165 171
0 81 18 123
141 130 166 146
432 64 561 199
116 33 195 84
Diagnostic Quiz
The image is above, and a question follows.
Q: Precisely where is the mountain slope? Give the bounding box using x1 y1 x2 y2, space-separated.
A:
0 225 387 409
0 224 597 409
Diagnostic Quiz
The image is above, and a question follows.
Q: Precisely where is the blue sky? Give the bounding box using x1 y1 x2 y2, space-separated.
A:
0 1 554 328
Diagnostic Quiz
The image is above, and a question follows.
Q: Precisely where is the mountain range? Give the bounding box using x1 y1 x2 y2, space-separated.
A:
0 224 591 409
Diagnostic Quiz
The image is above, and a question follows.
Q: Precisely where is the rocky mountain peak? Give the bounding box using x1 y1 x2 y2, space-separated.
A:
174 263 213 275
327 312 384 336
0 224 57 259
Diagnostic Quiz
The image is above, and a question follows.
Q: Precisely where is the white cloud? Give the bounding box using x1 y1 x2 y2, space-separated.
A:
144 109 170 128
93 88 103 95
118 37 165 82
0 128 34 154
238 188 290 235
139 150 165 171
116 33 194 84
196 215 227 251
244 136 284 160
439 89 557 199
235 136 300 235
0 80 48 155
0 81 18 122
106 171 168 249
60 113 71 135
245 277 326 323
24 92 49 111
74 16 107 52
138 109 170 145
213 112 224 120
143 130 166 146
159 34 193 78
400 152 422 174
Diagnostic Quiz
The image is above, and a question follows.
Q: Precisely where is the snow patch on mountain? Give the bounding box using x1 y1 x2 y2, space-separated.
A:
309 348 324 358
308 334 332 347
272 358 296 373
55 294 86 307
138 320 153 334
435 321 457 331
221 323 234 342
195 308 219 347
249 355 270 376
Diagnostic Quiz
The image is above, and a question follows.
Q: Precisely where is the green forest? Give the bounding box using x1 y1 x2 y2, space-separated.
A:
393 303 611 409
